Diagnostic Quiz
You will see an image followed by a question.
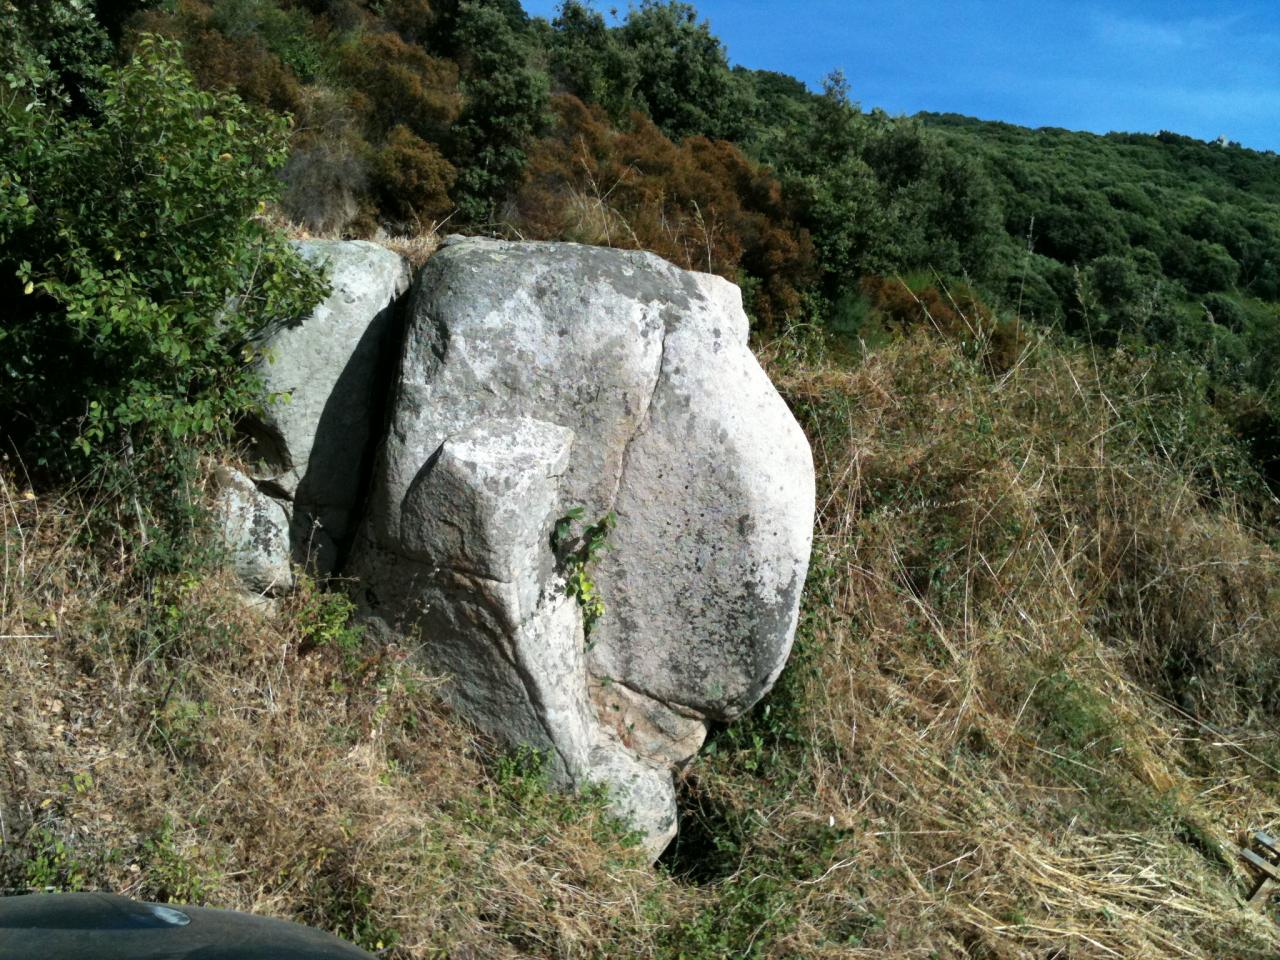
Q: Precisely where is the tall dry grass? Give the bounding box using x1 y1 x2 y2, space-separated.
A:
663 329 1280 957
259 202 444 267
0 468 679 957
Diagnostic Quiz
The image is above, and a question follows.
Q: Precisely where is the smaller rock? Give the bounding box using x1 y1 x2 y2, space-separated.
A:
246 239 412 574
586 735 678 860
214 467 293 597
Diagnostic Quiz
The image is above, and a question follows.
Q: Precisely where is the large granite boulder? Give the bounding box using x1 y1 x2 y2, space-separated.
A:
347 237 814 857
246 240 412 573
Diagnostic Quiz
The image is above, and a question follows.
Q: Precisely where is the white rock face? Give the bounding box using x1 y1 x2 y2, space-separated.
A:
349 413 678 857
589 270 814 720
347 237 814 858
247 240 412 573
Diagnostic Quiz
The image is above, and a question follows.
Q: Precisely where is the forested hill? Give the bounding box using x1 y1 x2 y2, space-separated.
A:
922 111 1280 309
6 0 1280 487
12 0 1280 318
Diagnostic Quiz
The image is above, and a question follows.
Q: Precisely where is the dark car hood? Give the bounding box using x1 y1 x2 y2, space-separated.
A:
0 893 376 960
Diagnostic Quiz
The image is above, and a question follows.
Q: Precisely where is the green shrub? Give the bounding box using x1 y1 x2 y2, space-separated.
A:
0 0 112 111
444 0 549 221
208 0 330 83
551 507 615 638
22 826 92 893
0 35 326 472
295 577 368 673
616 0 747 141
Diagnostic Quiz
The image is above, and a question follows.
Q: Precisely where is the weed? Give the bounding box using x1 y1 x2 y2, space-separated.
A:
21 826 91 893
152 696 213 761
551 507 615 637
322 876 399 954
294 575 366 671
139 818 216 904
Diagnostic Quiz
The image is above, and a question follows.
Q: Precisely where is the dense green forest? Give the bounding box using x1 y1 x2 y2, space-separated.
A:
5 3 1280 958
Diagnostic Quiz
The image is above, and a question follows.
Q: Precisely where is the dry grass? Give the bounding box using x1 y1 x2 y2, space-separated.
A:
259 202 444 267
3 328 1280 957
375 229 444 268
667 331 1280 957
0 469 680 957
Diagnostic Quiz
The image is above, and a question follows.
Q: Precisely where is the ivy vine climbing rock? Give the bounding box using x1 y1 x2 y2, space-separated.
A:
345 237 815 859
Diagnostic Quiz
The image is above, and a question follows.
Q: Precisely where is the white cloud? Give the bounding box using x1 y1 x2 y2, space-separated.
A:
1091 10 1246 53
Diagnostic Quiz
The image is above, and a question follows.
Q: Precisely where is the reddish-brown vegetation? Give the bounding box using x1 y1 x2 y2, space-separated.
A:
861 274 1028 371
132 3 303 115
517 95 815 325
373 124 456 226
338 31 460 142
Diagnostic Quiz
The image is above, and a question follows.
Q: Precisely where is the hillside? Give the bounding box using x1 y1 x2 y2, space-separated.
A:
923 114 1280 374
3 2 1280 958
88 0 1280 490
6 326 1280 958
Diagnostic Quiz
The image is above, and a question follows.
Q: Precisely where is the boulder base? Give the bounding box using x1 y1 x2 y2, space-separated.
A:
213 466 292 600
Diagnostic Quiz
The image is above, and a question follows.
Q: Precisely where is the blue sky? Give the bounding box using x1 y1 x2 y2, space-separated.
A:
520 1 1280 152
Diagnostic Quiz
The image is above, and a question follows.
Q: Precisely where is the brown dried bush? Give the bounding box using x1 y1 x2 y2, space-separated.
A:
859 274 1029 373
281 134 371 235
279 88 375 235
339 31 461 142
517 95 816 326
187 29 303 114
372 124 456 227
130 3 304 115
382 0 436 45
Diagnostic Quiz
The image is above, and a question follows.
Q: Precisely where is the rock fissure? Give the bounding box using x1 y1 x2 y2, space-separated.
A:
599 675 706 723
599 677 707 722
253 478 293 503
242 239 414 575
602 308 670 523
